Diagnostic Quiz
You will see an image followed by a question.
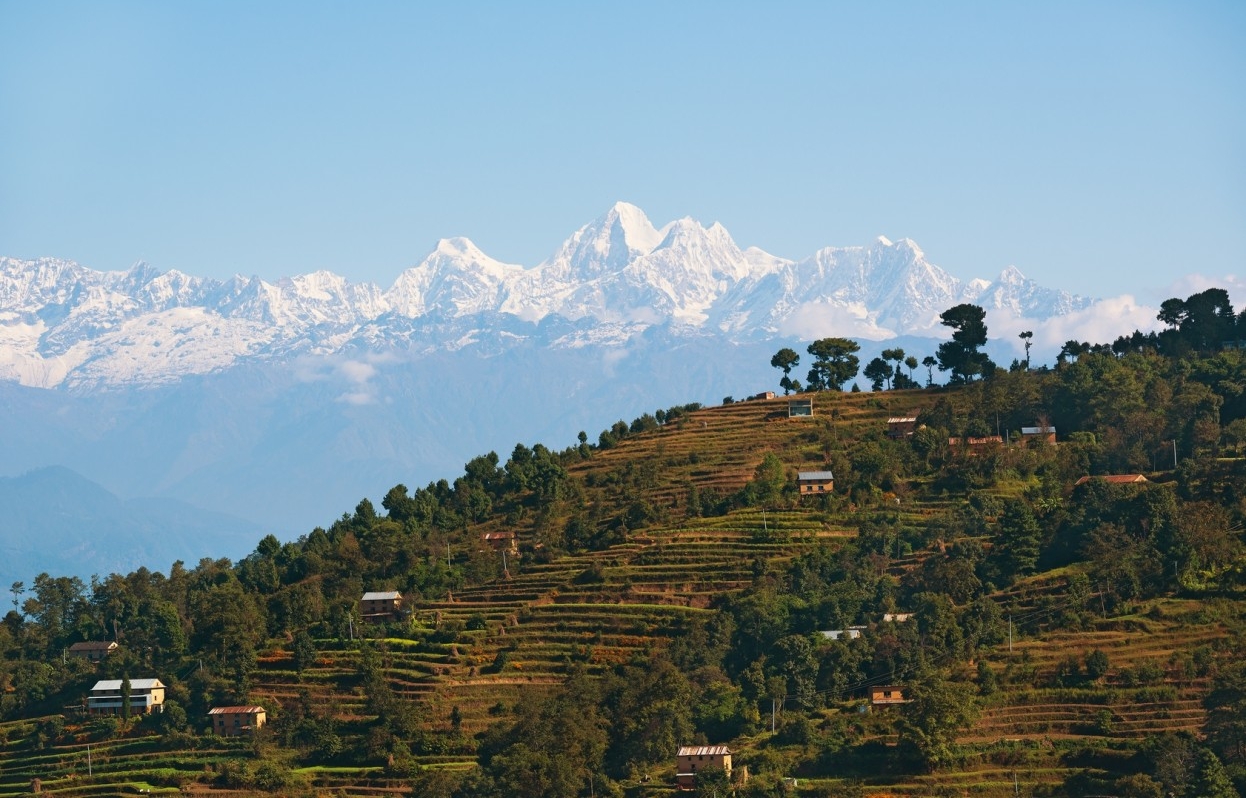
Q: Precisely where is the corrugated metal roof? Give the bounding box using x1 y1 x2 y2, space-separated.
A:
677 745 732 757
887 417 918 424
208 706 266 715
361 591 401 601
798 471 835 480
1075 474 1148 485
1021 426 1056 434
91 678 164 691
69 641 116 651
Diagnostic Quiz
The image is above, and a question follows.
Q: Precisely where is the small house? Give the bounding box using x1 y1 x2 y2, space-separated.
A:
676 745 732 790
208 705 267 737
787 398 813 418
749 391 776 401
360 591 403 622
1020 425 1056 445
886 417 918 439
481 531 518 554
798 471 835 495
882 612 913 623
1074 474 1149 486
948 435 1004 451
869 685 908 706
68 641 117 662
819 627 864 641
87 678 165 715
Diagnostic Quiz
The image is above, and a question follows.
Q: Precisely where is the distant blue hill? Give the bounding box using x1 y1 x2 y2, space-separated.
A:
0 466 268 586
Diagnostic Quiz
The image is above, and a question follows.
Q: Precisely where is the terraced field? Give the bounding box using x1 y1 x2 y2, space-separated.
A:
2 388 1240 797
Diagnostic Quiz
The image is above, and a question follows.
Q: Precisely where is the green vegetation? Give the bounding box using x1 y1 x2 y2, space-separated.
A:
1 289 1245 796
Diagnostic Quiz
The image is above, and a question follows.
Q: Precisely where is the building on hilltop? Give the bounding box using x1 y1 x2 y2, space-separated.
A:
360 591 403 622
886 416 918 439
68 641 117 662
798 471 835 495
87 678 165 715
675 745 732 790
208 705 267 736
788 398 813 418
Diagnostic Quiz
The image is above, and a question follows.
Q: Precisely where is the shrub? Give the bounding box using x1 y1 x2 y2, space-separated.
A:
1085 649 1110 680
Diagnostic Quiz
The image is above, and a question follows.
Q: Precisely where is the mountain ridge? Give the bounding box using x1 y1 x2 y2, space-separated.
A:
0 203 1091 390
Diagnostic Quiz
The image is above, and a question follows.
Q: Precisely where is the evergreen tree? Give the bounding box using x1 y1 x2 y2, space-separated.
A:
863 357 892 391
993 500 1042 581
1186 748 1239 798
120 676 132 722
770 348 800 395
805 338 860 391
936 304 993 383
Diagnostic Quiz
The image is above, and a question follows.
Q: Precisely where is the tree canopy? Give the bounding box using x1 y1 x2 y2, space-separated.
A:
806 338 861 391
936 303 993 383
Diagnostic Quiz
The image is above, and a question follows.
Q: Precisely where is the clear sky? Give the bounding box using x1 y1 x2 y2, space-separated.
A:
1 1 1243 303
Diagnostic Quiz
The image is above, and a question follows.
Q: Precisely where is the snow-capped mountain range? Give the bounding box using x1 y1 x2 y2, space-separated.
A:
0 202 1089 390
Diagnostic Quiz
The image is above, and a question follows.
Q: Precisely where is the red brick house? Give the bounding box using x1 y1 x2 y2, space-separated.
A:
208 705 267 737
675 745 732 790
1020 425 1057 445
887 417 918 439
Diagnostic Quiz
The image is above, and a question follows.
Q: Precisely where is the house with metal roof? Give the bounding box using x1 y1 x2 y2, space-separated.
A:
208 705 267 736
797 470 834 495
87 678 165 715
68 641 117 663
360 591 403 622
675 745 733 790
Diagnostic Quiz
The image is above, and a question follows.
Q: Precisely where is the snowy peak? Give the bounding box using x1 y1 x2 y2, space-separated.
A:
0 203 1093 389
973 265 1084 318
541 201 662 280
388 238 522 318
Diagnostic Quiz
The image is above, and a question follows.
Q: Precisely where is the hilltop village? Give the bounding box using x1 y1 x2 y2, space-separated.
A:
1 291 1245 797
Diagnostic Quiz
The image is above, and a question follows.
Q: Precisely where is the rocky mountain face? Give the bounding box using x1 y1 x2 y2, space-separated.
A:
0 202 1090 391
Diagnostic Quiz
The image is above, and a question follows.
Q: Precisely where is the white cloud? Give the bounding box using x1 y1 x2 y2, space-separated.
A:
599 347 629 378
337 359 376 385
777 300 897 341
1159 274 1246 310
294 353 394 404
979 295 1162 362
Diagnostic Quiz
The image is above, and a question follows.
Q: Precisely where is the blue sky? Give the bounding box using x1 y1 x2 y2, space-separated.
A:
1 1 1242 302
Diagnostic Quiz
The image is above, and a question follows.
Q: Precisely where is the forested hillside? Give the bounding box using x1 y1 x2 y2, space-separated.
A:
1 290 1245 798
